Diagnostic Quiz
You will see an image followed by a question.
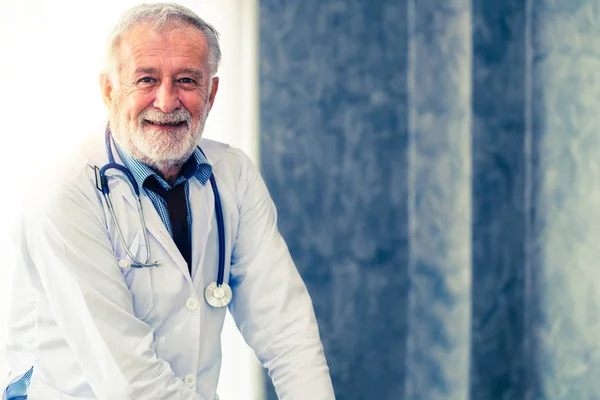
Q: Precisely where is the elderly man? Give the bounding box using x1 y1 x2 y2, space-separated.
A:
3 3 334 400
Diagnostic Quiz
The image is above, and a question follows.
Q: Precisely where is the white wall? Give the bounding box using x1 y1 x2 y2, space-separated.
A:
0 1 263 399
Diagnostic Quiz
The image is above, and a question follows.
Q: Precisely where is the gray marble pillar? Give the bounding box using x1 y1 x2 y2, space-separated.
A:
531 2 600 398
470 1 531 399
260 2 409 399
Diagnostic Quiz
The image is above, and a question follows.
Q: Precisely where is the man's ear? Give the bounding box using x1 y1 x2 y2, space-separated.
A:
99 72 115 108
207 76 219 111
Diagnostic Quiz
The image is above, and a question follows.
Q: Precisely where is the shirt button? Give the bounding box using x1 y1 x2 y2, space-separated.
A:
184 374 197 387
186 297 199 311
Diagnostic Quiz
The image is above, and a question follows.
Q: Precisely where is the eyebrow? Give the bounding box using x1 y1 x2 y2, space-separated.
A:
133 67 203 80
178 68 203 80
134 67 158 75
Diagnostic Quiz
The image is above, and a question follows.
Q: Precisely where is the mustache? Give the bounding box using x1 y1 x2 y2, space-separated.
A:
139 108 192 124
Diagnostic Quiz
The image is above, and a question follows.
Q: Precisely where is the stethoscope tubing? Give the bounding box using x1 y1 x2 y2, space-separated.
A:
101 128 226 287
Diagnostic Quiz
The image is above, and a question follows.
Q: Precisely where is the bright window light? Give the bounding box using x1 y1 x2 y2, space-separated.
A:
0 1 262 399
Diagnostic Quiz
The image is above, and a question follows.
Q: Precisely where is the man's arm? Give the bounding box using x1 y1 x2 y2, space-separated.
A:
227 153 335 400
21 168 202 400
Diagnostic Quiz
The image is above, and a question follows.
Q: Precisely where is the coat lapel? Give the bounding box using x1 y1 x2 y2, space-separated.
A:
100 138 232 285
189 178 215 285
115 176 192 282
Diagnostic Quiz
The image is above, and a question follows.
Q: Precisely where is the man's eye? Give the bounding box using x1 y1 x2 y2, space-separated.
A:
178 78 196 84
138 77 155 84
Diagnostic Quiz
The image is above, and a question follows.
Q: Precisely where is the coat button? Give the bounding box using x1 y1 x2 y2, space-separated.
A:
184 374 197 387
186 297 199 311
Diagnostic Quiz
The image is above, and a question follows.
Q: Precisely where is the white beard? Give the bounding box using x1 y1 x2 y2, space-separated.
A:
109 97 210 171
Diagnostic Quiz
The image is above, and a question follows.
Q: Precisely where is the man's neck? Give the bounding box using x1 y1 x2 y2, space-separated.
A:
151 162 184 186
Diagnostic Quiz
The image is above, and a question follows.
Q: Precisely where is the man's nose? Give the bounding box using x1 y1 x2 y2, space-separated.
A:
153 80 181 114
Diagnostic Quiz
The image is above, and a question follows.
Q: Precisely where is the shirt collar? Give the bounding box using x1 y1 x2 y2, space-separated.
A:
115 144 212 191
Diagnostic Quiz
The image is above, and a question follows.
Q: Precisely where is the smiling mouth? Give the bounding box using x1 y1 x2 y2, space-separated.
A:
145 120 186 127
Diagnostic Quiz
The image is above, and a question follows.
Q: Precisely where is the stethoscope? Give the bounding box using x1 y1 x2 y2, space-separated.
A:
93 128 232 308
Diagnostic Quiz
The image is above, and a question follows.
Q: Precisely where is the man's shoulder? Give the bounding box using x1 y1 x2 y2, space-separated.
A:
200 138 244 164
199 138 255 174
198 138 260 202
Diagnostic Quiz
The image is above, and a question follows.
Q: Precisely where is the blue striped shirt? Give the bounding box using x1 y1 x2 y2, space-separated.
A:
115 144 213 237
5 146 212 399
5 368 31 400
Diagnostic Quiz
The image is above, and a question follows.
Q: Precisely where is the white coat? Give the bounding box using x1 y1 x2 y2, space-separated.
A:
3 132 335 400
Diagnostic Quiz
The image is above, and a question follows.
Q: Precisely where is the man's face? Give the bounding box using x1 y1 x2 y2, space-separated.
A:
103 23 218 167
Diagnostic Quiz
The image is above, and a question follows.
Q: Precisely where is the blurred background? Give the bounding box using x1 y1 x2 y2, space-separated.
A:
3 0 600 399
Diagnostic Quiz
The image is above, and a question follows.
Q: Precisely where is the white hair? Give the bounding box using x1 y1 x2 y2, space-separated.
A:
104 3 221 79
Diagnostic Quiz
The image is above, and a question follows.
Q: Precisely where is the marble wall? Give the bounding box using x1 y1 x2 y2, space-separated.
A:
259 1 600 399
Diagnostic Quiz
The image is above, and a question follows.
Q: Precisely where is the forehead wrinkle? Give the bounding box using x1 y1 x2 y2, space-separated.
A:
128 40 207 53
124 44 208 71
121 24 209 54
118 25 211 79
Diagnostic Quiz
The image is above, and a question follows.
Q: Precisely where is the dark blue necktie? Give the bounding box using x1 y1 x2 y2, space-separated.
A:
144 178 192 274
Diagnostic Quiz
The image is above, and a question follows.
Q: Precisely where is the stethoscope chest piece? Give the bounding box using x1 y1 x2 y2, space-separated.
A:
204 282 232 308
